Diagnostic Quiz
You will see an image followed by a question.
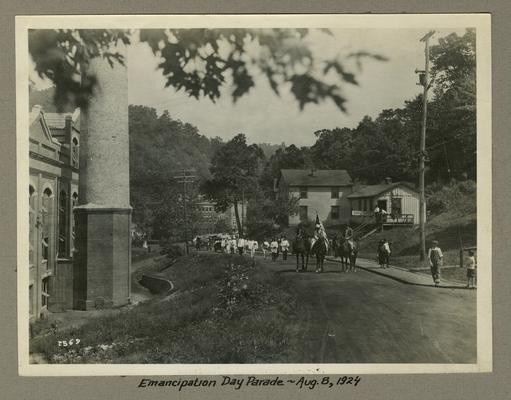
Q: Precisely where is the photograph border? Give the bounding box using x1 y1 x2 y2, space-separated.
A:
16 13 492 376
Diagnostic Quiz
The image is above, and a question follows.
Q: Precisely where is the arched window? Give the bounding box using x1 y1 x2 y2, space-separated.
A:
58 190 68 256
29 185 36 265
41 187 53 262
72 137 79 168
71 192 78 252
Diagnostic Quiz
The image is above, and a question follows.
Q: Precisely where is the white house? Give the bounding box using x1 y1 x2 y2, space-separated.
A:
279 169 353 226
347 179 421 225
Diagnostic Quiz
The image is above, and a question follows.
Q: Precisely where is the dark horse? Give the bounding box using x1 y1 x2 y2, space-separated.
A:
312 236 328 273
292 233 311 272
333 234 359 272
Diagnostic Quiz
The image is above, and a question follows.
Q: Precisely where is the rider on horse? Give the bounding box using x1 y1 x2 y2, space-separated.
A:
344 223 355 248
310 215 329 253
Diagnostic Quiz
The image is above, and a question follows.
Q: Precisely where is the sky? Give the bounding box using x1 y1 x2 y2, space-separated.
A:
31 28 467 147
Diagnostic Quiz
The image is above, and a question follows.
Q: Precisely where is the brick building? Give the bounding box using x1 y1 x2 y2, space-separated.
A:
196 198 246 235
29 106 80 320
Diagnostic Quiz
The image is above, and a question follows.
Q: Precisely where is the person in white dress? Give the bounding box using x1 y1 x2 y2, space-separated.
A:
262 239 270 259
270 238 279 262
280 236 290 261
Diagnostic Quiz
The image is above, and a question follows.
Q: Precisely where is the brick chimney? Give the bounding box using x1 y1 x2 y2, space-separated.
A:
65 115 73 144
384 177 392 184
31 105 42 115
309 168 316 177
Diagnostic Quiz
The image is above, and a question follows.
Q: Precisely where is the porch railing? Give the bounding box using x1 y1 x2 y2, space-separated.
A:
351 211 414 225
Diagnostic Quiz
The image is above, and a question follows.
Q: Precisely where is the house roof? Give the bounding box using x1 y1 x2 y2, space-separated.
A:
44 108 80 130
280 169 352 187
347 181 417 199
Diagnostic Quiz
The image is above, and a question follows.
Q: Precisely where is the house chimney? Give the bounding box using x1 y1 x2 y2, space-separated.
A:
65 115 73 144
384 177 392 184
31 105 42 115
309 168 316 177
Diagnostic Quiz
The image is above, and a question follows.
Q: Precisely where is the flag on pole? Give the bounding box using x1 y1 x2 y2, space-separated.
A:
315 213 328 245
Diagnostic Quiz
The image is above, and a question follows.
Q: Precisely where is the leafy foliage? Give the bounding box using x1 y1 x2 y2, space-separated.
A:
258 30 476 187
201 134 264 233
29 28 383 112
29 29 131 110
128 105 222 239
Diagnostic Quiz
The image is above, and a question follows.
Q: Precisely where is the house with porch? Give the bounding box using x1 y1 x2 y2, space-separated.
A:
347 178 421 226
279 169 353 226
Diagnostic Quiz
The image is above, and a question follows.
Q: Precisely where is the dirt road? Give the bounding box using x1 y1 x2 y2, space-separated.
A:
259 254 476 363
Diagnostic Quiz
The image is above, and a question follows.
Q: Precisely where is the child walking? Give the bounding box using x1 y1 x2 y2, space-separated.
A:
466 250 477 289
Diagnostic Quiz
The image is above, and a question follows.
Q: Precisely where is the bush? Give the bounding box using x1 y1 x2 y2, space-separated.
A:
159 239 185 258
426 180 476 215
30 254 302 364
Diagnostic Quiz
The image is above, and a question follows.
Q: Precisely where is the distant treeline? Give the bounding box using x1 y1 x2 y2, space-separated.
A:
30 29 475 239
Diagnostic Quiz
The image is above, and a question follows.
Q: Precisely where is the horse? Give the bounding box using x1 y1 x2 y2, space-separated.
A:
332 234 349 272
312 236 328 273
292 233 311 272
333 235 359 272
345 238 359 272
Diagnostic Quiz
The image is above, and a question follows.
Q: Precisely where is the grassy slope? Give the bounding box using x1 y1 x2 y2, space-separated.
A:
30 254 302 364
357 186 476 280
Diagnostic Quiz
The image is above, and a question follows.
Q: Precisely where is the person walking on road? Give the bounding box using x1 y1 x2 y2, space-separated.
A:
237 236 245 255
280 236 290 261
428 240 443 286
262 239 270 259
229 236 236 254
377 238 391 268
270 238 279 262
466 250 477 289
249 240 258 259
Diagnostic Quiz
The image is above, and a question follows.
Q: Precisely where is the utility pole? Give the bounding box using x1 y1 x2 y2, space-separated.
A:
416 30 435 262
174 168 196 255
241 189 245 236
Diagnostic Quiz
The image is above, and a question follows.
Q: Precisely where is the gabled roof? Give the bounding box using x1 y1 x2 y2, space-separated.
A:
44 108 80 130
280 169 352 187
29 107 62 147
347 181 417 199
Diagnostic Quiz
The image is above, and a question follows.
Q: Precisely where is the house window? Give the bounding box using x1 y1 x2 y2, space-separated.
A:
391 197 402 217
41 277 49 308
71 192 78 252
299 187 308 199
72 138 79 168
299 206 308 221
363 198 367 211
29 284 34 317
29 185 36 265
58 190 68 256
331 187 339 199
331 206 340 220
41 188 53 262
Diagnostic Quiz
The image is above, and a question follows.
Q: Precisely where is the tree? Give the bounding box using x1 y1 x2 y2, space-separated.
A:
427 29 476 181
310 127 354 170
214 216 231 234
202 134 264 234
152 184 203 242
128 104 222 237
29 28 385 111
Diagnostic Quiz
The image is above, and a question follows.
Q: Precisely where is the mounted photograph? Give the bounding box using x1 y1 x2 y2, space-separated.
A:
16 14 492 375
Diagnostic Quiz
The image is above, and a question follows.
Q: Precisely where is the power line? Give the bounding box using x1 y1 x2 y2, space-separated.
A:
173 168 197 255
350 137 458 173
